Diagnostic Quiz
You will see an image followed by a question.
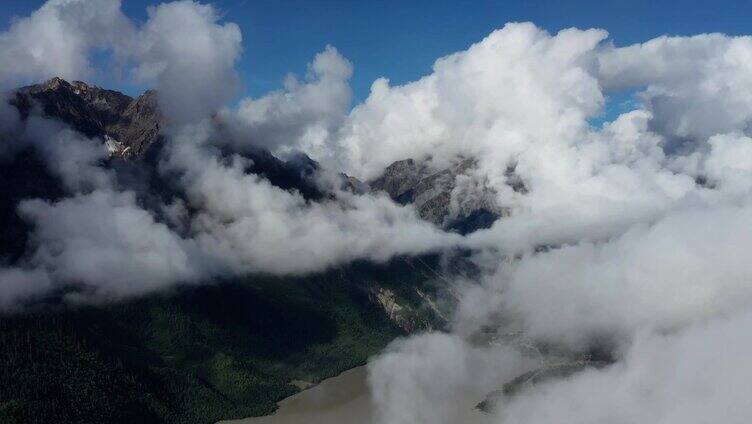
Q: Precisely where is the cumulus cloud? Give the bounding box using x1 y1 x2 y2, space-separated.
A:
373 198 752 423
22 116 113 192
18 190 208 302
496 309 752 424
343 23 752 424
0 1 458 309
321 23 607 181
1 0 250 304
0 0 133 89
0 0 241 124
218 45 353 157
368 332 535 424
598 34 752 152
463 202 752 352
0 116 457 304
128 0 242 124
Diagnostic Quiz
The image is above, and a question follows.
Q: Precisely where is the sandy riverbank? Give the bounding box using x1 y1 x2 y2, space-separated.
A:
221 366 374 424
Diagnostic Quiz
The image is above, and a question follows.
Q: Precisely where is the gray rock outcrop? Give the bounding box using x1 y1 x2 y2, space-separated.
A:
369 158 507 234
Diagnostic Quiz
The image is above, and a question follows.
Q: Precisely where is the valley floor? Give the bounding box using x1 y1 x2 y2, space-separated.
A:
224 365 496 424
0 258 447 424
222 366 373 424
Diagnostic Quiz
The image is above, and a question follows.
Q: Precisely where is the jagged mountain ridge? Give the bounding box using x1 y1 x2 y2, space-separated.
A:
368 158 508 234
10 77 162 156
9 77 507 234
6 77 324 200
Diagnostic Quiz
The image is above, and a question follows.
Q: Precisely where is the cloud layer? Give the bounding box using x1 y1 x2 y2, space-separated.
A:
497 310 752 424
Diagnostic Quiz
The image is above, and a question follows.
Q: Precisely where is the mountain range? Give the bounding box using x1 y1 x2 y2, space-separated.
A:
0 78 490 424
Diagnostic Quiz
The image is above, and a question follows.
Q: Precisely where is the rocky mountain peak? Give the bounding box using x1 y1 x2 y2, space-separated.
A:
10 77 162 156
369 157 507 234
39 76 68 90
5 77 326 199
369 158 431 203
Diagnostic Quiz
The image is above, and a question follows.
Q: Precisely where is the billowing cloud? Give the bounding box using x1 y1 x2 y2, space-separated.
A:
467 202 752 351
496 309 752 424
0 0 241 124
219 45 353 157
162 123 459 275
0 0 133 88
323 23 607 181
22 116 113 192
18 190 207 302
598 34 752 152
331 23 752 424
0 109 457 305
128 0 242 124
368 332 535 424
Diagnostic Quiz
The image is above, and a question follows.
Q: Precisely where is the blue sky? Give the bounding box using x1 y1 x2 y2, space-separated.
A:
2 0 750 103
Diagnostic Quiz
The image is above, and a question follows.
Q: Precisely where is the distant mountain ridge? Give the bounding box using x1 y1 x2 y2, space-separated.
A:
7 77 507 234
368 158 506 234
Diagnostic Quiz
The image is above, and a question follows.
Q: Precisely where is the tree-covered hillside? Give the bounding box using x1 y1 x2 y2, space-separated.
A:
0 258 449 424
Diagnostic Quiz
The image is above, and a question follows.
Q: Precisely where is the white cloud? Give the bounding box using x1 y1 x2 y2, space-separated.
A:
323 23 607 181
598 34 752 151
701 133 752 193
0 268 53 311
18 189 207 303
22 116 113 192
162 123 459 275
478 203 752 350
497 309 752 424
0 0 133 88
128 0 243 124
354 24 752 424
1 113 458 305
0 0 241 124
368 332 534 424
218 45 352 157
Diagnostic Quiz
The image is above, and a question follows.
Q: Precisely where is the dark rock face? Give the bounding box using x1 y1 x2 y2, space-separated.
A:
369 158 431 204
369 158 505 234
445 208 499 234
241 147 323 201
340 174 369 194
10 77 162 156
108 90 161 155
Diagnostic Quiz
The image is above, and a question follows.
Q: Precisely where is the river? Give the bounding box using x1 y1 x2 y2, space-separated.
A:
222 365 496 424
222 366 375 424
